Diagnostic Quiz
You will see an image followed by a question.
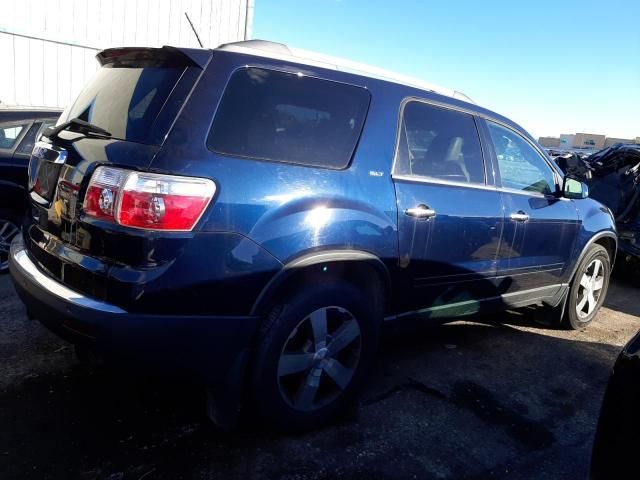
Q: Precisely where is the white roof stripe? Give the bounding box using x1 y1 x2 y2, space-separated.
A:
216 40 474 104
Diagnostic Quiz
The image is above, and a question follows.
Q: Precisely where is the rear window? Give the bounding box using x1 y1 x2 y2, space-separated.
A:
0 123 27 150
207 67 370 169
60 66 184 143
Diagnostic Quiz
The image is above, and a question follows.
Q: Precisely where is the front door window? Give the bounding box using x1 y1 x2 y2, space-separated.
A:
487 121 556 195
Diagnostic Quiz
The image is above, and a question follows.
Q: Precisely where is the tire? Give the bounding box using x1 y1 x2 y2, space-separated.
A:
0 209 22 275
563 244 611 330
250 280 382 431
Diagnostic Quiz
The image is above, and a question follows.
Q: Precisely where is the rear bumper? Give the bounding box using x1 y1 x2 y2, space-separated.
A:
9 234 260 386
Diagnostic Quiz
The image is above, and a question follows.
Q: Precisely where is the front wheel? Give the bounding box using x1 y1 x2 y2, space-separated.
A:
250 281 381 431
563 244 611 330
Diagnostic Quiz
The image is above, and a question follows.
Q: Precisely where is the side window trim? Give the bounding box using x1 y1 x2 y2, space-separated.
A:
479 117 561 197
391 97 490 187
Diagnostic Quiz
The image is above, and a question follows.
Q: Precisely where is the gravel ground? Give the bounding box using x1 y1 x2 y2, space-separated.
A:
1 274 639 480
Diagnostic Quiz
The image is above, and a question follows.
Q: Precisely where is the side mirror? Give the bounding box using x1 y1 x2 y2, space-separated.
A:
563 176 589 199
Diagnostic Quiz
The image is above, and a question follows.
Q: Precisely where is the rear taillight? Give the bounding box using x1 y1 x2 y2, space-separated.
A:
82 167 216 231
83 167 127 219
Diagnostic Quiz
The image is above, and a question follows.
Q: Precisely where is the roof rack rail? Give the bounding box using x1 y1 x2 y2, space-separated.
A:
216 39 474 104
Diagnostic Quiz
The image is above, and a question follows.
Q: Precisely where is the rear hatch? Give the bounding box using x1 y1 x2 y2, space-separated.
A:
25 46 211 307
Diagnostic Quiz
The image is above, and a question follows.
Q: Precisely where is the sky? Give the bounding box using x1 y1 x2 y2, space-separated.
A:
253 0 640 140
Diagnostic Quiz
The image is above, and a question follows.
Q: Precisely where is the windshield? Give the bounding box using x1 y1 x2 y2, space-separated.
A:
59 66 185 144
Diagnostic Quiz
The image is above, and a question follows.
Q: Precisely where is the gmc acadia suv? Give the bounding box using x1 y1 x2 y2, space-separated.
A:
9 40 617 430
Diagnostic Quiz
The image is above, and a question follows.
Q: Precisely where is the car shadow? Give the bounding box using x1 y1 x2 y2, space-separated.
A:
0 303 632 480
603 275 640 317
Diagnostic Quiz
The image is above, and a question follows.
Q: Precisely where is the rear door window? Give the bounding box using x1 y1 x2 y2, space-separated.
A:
207 67 370 169
394 101 485 184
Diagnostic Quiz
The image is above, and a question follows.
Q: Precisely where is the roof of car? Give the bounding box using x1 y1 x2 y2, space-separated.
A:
216 40 474 104
0 107 62 123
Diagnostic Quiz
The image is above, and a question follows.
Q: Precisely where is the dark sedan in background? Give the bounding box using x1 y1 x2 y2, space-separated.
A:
0 109 61 272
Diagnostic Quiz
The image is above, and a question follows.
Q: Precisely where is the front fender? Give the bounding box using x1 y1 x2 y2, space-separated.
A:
565 198 617 282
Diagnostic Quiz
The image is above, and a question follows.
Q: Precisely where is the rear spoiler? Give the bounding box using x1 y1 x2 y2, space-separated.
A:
96 46 212 69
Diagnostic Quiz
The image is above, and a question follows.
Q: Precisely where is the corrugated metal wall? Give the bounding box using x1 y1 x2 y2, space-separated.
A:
0 0 253 109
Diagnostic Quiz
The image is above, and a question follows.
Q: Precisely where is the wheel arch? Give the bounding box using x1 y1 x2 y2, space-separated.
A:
594 235 617 266
250 249 391 316
568 231 618 283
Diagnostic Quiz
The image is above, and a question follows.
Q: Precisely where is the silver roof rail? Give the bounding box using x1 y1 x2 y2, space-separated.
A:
216 40 474 104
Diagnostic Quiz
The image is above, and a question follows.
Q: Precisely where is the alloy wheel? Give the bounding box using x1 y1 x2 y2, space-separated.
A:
277 306 362 411
0 219 19 273
576 258 605 320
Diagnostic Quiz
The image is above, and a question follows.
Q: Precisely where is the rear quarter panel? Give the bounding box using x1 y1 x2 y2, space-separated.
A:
150 51 401 269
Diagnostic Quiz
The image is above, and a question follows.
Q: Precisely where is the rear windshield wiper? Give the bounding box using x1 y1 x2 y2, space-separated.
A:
45 118 112 140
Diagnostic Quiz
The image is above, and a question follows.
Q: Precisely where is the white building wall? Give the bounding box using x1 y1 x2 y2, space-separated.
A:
0 0 253 109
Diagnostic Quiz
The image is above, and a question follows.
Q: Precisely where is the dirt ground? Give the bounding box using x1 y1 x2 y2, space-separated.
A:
1 274 639 480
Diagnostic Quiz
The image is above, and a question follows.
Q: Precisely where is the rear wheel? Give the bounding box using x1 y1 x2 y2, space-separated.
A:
251 281 381 431
0 210 21 274
564 244 611 329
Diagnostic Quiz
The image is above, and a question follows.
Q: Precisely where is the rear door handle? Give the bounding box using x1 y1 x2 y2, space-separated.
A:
510 211 530 222
405 204 436 219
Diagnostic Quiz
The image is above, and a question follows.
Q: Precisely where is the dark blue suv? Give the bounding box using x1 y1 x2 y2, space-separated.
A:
9 40 617 430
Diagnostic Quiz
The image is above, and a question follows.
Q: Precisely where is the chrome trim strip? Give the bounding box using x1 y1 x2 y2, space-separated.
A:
384 284 564 321
392 173 570 201
497 186 549 198
496 263 564 273
392 174 498 192
11 240 127 314
413 265 564 287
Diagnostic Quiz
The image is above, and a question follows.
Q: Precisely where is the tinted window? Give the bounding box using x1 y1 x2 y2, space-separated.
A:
17 121 57 155
487 121 556 195
16 123 39 155
207 68 370 169
62 66 184 143
0 123 26 150
394 101 485 184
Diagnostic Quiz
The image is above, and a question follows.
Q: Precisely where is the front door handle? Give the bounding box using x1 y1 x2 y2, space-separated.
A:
405 204 436 219
510 211 530 222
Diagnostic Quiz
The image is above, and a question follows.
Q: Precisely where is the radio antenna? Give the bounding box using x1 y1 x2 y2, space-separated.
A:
184 12 204 48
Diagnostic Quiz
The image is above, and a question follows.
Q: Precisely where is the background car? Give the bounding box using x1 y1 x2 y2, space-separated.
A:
0 108 62 273
552 143 640 280
591 329 640 479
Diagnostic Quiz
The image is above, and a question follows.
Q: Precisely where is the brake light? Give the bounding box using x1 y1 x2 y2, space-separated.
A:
83 167 216 231
83 167 127 219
